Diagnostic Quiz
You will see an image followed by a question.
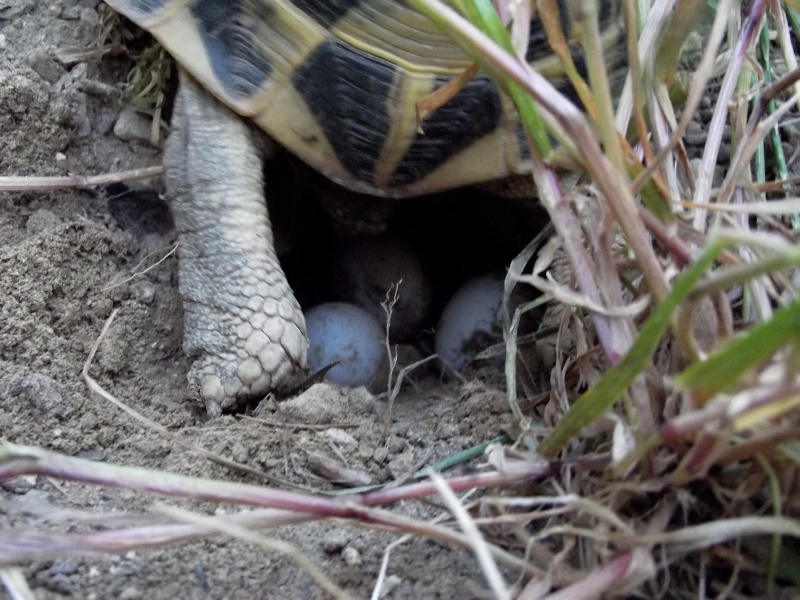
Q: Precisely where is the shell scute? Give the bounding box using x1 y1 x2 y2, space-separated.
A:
390 74 502 187
191 0 274 99
291 39 395 186
289 0 364 27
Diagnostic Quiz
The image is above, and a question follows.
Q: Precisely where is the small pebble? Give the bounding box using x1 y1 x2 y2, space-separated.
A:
119 586 143 600
321 533 349 554
131 282 156 305
26 208 62 235
27 48 65 83
9 373 74 421
372 447 388 463
49 559 79 576
387 451 413 479
113 106 156 146
342 546 362 566
325 428 357 445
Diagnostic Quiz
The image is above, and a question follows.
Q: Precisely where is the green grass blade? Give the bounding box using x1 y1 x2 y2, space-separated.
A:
673 300 800 403
538 241 725 457
457 0 552 156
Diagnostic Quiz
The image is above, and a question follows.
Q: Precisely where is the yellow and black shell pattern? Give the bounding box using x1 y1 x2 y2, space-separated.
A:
106 0 621 197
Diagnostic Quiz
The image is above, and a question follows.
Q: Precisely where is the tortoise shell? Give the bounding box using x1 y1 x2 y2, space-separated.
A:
106 0 620 197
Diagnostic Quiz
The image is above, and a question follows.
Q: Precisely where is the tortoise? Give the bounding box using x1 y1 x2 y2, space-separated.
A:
104 0 622 412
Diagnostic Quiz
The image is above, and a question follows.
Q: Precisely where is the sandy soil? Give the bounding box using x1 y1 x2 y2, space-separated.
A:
0 3 549 598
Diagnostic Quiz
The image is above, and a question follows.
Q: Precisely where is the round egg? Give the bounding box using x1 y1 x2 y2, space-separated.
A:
306 302 384 387
331 236 432 342
435 275 505 370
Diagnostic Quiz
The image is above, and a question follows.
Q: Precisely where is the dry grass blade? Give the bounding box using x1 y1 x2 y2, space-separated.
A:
540 549 655 600
0 444 546 576
0 508 313 566
0 569 36 600
429 471 509 599
0 167 164 192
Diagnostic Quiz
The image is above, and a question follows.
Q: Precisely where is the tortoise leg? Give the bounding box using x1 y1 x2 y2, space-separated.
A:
165 71 308 414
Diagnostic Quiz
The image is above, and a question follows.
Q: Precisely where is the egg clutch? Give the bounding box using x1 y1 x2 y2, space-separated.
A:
306 235 506 387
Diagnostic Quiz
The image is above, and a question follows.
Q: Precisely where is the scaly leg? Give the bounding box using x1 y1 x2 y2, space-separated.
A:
165 71 307 414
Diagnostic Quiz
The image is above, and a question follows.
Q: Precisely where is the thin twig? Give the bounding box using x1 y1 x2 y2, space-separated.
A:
0 166 164 192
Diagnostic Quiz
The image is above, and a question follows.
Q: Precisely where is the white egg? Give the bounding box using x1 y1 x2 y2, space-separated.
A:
306 302 384 387
435 275 505 370
331 236 432 342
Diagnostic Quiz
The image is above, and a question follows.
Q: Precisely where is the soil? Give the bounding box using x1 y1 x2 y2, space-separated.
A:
0 3 546 598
